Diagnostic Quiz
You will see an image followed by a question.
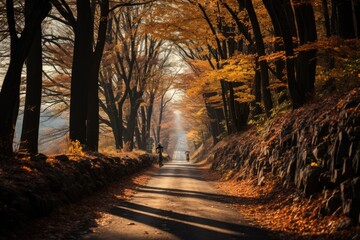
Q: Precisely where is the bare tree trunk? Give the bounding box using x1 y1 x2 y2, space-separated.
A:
294 2 318 100
69 0 93 145
322 0 332 36
252 63 262 116
263 0 303 108
203 92 225 144
334 0 357 38
86 0 109 151
245 0 273 117
20 21 42 154
0 0 50 155
220 80 231 134
156 96 164 144
139 106 147 150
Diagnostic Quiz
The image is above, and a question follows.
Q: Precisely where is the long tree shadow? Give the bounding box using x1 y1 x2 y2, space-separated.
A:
135 185 240 204
156 174 206 181
155 163 285 206
107 201 273 240
134 182 283 206
155 165 211 181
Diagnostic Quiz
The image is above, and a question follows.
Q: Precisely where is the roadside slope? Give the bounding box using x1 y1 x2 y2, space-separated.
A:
203 88 360 239
0 151 165 237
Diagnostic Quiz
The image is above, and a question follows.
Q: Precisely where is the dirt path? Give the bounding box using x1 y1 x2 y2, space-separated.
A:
83 160 271 240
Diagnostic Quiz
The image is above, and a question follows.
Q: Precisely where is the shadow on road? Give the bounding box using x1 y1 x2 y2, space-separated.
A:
136 185 241 204
133 163 277 205
109 201 271 240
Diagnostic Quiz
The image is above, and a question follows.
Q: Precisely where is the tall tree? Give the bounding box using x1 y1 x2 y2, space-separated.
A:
86 0 109 151
244 0 273 117
51 0 109 151
19 0 45 154
262 0 303 108
294 1 317 100
0 0 51 155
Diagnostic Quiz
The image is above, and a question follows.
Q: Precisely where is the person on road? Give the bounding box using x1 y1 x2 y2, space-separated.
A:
185 151 190 162
156 143 164 167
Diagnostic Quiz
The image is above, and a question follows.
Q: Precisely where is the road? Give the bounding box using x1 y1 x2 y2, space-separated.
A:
83 160 271 240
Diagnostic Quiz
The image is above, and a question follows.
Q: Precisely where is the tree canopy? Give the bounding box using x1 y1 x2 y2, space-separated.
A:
0 0 359 156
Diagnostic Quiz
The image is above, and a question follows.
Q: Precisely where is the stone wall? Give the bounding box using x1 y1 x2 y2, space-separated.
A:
211 88 360 225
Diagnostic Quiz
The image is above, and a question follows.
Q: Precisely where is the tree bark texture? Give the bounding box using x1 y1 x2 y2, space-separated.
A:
0 0 50 155
263 0 303 108
69 0 93 144
20 21 42 154
245 0 273 117
294 2 318 100
203 92 226 144
86 0 109 151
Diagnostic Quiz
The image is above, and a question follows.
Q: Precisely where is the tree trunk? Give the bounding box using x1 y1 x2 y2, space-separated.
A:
203 92 226 144
69 0 93 145
245 0 273 117
100 71 122 149
146 93 155 141
322 0 331 36
134 118 143 149
264 0 287 104
0 55 25 155
334 0 357 38
294 2 318 100
86 66 99 151
283 0 298 39
140 106 147 150
156 96 165 145
252 63 262 116
263 0 303 108
0 0 50 155
124 96 140 150
228 83 238 132
118 109 124 149
20 23 42 154
220 80 230 135
86 0 109 151
229 82 249 131
350 0 359 38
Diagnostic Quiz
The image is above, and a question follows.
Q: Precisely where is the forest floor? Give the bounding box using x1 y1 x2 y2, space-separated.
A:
0 165 157 240
204 167 360 240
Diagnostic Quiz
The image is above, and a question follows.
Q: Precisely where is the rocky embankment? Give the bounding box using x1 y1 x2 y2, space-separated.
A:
0 152 162 233
211 88 360 225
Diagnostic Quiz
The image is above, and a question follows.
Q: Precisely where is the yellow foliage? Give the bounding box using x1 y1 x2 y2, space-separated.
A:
310 162 319 167
206 54 256 84
68 140 85 157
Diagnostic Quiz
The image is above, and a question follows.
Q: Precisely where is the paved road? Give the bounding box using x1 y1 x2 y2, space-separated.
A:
84 160 271 240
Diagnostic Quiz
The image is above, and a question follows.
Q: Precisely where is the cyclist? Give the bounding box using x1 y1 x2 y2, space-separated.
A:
156 143 164 167
185 151 190 162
